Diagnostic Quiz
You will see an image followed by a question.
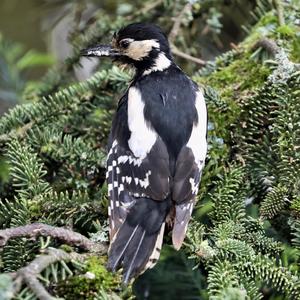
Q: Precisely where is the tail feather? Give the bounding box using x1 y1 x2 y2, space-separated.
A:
172 200 194 250
107 197 170 283
144 222 165 270
123 229 146 284
108 224 139 271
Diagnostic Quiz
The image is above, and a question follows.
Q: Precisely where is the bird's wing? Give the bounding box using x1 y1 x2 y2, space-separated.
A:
172 90 207 249
106 89 170 240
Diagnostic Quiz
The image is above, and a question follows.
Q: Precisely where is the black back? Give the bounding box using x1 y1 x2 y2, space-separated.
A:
110 65 198 175
135 66 197 159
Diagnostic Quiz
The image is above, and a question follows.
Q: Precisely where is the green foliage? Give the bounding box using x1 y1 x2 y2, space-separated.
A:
239 254 300 297
7 139 50 199
291 219 300 250
39 190 105 231
260 185 290 219
209 166 246 224
56 256 130 300
207 260 248 300
187 4 300 294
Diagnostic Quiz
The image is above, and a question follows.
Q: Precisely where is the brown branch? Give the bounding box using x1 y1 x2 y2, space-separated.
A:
12 248 86 300
168 2 192 44
139 0 163 15
168 3 206 67
128 0 164 20
171 46 206 66
274 0 285 26
253 38 298 82
254 38 280 56
253 38 300 71
1 224 108 299
0 223 107 254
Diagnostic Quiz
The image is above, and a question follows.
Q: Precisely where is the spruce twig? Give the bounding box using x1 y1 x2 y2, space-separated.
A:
0 121 34 143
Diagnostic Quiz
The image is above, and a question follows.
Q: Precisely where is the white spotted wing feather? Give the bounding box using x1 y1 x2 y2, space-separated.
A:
106 87 170 240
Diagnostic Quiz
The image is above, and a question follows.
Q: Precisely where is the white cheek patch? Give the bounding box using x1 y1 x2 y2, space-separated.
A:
126 39 160 60
127 87 157 159
186 90 207 168
143 53 171 76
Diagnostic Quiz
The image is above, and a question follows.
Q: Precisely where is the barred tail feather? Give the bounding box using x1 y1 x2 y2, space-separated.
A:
145 222 165 270
107 197 170 283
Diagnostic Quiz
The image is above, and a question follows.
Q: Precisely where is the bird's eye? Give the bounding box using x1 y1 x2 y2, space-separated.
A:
119 40 130 49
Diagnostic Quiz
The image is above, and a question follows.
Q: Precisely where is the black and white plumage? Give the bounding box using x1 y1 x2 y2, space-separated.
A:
81 23 207 283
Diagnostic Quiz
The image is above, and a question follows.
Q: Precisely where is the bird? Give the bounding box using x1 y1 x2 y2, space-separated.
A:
81 22 207 284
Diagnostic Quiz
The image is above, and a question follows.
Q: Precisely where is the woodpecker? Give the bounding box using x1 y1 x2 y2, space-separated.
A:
81 23 207 283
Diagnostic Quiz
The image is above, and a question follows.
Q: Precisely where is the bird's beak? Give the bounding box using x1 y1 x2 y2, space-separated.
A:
80 44 120 58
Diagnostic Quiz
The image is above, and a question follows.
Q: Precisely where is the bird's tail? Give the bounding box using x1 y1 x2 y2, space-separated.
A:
107 197 171 284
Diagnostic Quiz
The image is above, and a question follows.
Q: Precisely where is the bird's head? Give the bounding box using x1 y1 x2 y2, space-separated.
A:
81 23 173 75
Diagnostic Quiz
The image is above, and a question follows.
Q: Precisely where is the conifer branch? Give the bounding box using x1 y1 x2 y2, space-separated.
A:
10 248 86 300
0 223 107 253
171 46 207 66
0 121 34 143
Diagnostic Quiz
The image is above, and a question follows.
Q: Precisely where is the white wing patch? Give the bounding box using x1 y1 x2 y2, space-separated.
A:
186 90 207 168
172 89 207 249
127 87 157 159
187 90 207 194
